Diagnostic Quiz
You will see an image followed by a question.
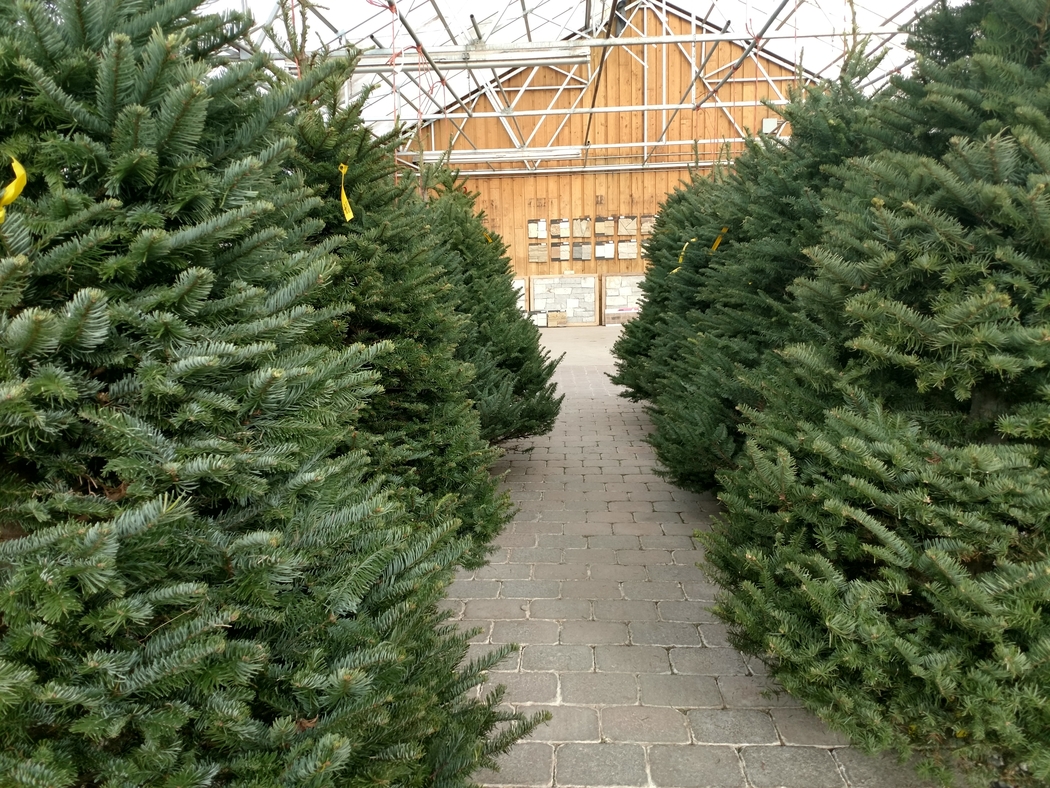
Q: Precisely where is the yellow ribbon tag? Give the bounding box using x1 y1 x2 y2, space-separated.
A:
337 163 354 222
710 226 729 251
0 157 26 226
483 231 493 243
670 237 697 274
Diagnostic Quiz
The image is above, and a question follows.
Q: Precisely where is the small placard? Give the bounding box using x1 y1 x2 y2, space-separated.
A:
572 217 591 237
527 219 547 239
595 241 615 259
594 216 616 236
617 240 638 259
551 242 571 261
528 243 547 263
550 218 569 238
618 215 638 235
640 215 656 235
571 242 593 261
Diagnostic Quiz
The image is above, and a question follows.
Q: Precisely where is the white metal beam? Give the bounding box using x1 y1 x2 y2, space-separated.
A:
245 0 925 170
354 42 593 73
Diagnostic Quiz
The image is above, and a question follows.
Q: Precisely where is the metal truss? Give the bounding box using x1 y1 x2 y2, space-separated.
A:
232 0 939 174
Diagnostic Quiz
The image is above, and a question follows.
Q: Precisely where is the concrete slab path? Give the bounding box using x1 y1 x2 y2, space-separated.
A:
449 326 932 788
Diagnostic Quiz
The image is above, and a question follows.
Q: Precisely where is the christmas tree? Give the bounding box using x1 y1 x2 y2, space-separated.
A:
424 169 563 444
613 59 879 490
0 1 536 784
703 1 1050 784
273 47 512 568
611 172 727 403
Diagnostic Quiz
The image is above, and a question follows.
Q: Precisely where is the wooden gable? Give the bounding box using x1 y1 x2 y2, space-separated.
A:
408 3 800 277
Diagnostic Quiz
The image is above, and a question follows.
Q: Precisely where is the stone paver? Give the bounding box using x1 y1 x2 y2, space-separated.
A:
688 709 779 744
742 746 843 788
459 326 934 788
557 743 648 787
525 705 601 741
649 744 745 788
602 706 690 743
474 741 553 786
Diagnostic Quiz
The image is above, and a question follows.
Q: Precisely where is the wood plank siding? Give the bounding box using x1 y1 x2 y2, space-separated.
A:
407 4 800 277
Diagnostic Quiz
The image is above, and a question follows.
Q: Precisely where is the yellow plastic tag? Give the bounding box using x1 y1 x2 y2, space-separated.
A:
0 157 26 225
670 237 697 274
483 231 493 243
337 163 354 221
710 226 729 251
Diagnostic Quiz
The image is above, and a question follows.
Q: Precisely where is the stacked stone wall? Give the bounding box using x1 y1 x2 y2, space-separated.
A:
530 276 598 325
602 274 645 324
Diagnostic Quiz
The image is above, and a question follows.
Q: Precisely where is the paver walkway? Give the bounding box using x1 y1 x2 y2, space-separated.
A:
448 326 931 788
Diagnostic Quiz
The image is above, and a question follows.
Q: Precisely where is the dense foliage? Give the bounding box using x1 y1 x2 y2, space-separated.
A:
0 1 542 784
612 56 878 489
279 54 560 565
281 68 509 568
616 1 1050 785
426 171 563 445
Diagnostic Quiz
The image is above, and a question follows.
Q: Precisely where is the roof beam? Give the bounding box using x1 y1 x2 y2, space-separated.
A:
390 1 474 118
354 42 592 73
415 97 792 122
519 0 533 42
351 27 904 74
694 0 792 109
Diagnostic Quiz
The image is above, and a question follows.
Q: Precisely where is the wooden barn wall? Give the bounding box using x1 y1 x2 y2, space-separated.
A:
413 6 800 277
470 169 690 278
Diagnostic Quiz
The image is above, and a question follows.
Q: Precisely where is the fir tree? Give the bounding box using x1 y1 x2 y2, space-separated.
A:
273 50 511 568
907 0 992 65
424 169 563 444
613 59 879 490
705 1 1050 784
610 176 725 403
0 1 536 784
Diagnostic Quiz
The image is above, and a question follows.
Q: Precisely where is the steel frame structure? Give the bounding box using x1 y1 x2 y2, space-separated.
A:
242 0 937 175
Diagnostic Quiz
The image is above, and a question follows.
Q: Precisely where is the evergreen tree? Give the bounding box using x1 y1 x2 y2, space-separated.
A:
275 53 511 568
613 60 879 489
907 0 992 65
0 1 535 784
705 1 1050 784
425 170 563 444
610 173 727 403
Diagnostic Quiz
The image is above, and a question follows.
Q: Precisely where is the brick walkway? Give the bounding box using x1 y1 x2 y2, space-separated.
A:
448 327 931 788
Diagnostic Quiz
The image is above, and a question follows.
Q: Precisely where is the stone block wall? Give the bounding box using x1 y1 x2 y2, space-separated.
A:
530 276 598 325
603 274 645 324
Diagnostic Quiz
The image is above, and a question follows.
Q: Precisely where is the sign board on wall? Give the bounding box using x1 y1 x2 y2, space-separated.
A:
603 274 645 325
617 240 638 259
531 275 599 326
